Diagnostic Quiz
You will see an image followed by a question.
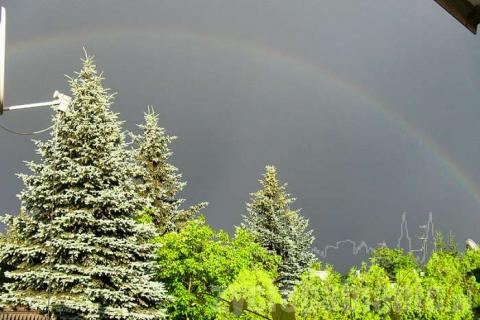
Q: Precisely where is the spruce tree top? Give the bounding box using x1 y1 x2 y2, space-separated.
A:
243 165 315 298
133 108 207 234
0 55 167 319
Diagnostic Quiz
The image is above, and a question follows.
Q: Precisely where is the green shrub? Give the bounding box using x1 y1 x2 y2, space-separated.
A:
216 268 282 320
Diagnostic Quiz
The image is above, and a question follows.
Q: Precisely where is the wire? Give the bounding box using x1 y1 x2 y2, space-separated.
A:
205 292 271 319
0 122 53 135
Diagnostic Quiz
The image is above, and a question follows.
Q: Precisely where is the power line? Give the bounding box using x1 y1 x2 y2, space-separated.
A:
205 292 271 319
0 122 53 135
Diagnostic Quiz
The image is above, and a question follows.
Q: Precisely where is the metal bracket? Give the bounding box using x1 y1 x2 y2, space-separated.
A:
3 91 71 113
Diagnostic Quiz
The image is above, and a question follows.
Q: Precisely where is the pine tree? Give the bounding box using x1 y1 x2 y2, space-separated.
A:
0 212 24 292
242 165 315 298
0 56 167 319
132 108 207 235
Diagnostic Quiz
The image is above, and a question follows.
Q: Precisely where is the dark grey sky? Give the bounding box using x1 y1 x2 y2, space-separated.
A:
0 0 479 271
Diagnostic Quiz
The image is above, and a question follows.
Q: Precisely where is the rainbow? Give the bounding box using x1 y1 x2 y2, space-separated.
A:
8 26 480 204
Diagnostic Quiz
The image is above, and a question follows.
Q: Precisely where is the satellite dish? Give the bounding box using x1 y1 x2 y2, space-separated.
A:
0 7 6 114
466 238 479 251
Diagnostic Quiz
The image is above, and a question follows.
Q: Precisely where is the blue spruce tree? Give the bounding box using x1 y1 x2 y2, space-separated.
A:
242 166 315 298
0 56 167 319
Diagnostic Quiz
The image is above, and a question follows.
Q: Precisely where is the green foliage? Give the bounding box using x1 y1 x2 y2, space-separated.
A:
289 266 346 320
133 108 207 235
344 264 394 319
0 212 25 293
155 217 280 320
0 56 167 319
289 252 479 320
290 263 395 320
389 268 424 319
462 249 480 316
434 231 459 256
369 247 419 280
217 268 282 320
242 165 315 297
421 252 473 319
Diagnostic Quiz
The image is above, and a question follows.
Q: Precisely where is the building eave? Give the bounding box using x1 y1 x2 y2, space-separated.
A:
434 0 480 34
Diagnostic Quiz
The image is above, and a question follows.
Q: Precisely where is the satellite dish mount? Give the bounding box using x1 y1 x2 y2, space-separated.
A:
0 7 71 115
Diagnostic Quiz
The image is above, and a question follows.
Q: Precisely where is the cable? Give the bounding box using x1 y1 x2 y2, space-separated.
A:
0 122 53 135
205 292 271 319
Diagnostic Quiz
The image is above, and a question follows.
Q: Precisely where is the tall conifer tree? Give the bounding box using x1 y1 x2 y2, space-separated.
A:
242 165 315 298
0 56 167 319
133 108 206 235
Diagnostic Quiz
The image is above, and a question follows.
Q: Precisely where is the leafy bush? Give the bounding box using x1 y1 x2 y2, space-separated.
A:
289 266 346 320
155 217 280 320
216 268 282 320
369 247 419 280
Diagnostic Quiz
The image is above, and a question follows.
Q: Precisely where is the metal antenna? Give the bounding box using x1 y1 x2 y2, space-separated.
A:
415 224 429 263
0 7 71 116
